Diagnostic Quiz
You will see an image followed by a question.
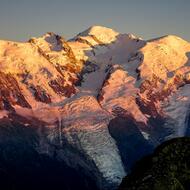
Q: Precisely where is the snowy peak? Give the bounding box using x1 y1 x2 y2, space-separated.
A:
148 34 189 43
73 25 119 44
29 33 82 73
138 34 190 82
32 32 64 51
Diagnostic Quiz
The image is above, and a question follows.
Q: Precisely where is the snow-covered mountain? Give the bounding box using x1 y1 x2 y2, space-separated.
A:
0 26 190 189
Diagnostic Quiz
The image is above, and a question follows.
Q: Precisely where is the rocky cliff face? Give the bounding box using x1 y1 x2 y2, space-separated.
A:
0 26 190 189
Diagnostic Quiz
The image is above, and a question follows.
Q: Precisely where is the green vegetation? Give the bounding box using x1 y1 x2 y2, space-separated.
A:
119 137 190 190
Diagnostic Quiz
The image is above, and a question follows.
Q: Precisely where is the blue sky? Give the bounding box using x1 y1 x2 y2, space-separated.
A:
0 0 189 41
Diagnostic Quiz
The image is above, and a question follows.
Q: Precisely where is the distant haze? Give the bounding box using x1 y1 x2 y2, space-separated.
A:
0 0 189 42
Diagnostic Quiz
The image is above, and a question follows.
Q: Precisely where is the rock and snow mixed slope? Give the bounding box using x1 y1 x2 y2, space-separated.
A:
0 26 190 189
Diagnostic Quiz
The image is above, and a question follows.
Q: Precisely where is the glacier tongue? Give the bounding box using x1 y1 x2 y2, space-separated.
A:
162 84 190 139
46 96 126 189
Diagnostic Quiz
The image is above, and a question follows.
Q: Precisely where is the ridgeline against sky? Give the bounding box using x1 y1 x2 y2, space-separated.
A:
0 0 189 42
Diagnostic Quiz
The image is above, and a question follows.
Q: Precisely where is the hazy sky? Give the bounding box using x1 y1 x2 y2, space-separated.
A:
0 0 189 42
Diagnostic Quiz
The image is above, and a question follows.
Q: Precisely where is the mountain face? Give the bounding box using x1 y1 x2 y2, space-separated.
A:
0 26 190 189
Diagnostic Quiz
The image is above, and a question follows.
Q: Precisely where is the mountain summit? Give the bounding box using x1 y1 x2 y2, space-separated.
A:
0 26 190 189
74 25 119 44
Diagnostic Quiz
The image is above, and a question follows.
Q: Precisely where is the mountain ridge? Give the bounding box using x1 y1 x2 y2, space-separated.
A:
0 25 190 189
